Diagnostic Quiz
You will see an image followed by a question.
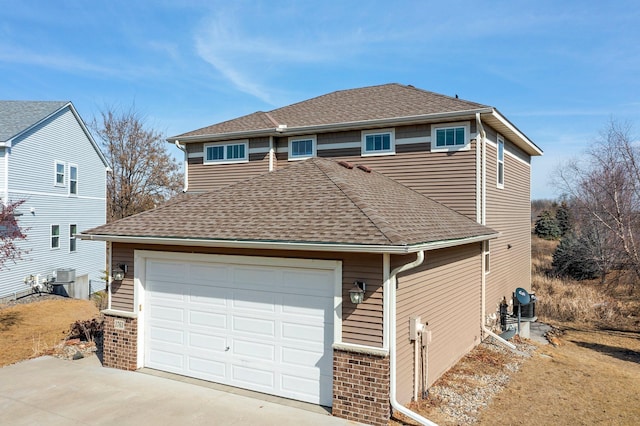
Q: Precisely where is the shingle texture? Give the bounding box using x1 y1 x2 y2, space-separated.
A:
84 158 495 248
176 84 488 138
0 101 69 142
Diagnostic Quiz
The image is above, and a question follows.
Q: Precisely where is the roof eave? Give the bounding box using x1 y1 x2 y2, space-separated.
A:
166 108 494 143
78 232 499 254
481 110 543 156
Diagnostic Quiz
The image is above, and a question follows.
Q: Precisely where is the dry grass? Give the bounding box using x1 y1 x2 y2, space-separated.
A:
0 298 99 366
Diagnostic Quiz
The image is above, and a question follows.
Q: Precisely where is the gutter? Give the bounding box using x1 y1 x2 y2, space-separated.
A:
476 113 516 351
385 251 438 426
174 140 188 192
77 232 499 255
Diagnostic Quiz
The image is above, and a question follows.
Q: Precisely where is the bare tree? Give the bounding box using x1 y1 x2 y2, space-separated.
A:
0 200 29 270
556 119 640 290
91 105 183 222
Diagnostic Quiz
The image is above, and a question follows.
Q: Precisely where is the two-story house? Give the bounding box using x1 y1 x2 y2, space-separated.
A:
81 84 542 426
0 101 108 300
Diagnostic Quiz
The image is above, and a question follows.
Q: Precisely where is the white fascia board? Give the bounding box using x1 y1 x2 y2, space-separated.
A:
166 108 494 144
78 232 500 254
487 110 543 156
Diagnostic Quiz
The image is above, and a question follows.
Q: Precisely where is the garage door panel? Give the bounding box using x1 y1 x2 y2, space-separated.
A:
189 310 226 329
233 339 275 361
147 260 189 281
232 315 275 337
232 289 276 312
189 357 226 380
232 364 275 389
145 256 335 407
189 331 226 351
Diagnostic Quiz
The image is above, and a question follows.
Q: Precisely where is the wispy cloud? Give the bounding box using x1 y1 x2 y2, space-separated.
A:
0 44 117 76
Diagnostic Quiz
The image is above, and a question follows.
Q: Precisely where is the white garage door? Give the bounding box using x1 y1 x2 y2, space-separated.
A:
143 254 337 407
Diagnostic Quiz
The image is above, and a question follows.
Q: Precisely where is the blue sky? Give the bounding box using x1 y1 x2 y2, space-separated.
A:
2 1 639 199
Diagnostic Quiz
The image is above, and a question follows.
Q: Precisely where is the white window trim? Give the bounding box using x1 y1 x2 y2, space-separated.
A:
203 140 249 164
361 128 395 156
69 163 78 196
54 161 65 187
430 122 471 152
484 240 491 274
288 135 317 161
497 135 505 189
51 224 60 250
69 224 77 253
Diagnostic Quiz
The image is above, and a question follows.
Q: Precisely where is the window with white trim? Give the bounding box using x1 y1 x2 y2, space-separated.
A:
431 122 471 152
51 224 60 249
204 141 248 164
69 164 78 195
55 161 65 186
69 224 77 252
497 136 505 188
288 136 316 160
361 129 395 156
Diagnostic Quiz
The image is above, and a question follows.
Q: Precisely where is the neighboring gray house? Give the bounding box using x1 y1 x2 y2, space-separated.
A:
0 101 109 299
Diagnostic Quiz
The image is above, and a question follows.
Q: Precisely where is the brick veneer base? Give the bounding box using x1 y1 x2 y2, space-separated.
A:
103 314 138 370
333 348 390 426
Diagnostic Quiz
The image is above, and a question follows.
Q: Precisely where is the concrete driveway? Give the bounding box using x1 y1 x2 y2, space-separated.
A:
0 355 363 426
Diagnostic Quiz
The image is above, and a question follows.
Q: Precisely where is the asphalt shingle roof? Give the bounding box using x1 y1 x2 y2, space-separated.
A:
175 84 488 138
0 101 69 142
83 158 496 249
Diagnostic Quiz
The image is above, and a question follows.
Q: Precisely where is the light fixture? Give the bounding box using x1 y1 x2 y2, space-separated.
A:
112 263 127 281
349 281 366 304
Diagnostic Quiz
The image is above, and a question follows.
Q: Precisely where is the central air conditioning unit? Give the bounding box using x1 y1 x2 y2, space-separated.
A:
56 268 76 283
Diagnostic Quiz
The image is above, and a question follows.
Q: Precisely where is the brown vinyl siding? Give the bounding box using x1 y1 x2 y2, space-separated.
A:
188 154 269 191
110 243 385 347
393 244 482 404
484 138 532 318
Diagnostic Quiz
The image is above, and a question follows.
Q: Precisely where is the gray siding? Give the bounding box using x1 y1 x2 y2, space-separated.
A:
0 107 107 298
394 244 482 404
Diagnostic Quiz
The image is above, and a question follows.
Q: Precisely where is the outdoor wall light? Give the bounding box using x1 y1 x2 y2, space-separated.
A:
112 263 127 281
349 281 366 304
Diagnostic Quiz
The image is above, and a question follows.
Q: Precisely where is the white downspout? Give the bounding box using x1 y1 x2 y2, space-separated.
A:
2 141 10 205
476 113 516 351
386 251 438 426
268 136 274 172
174 140 188 192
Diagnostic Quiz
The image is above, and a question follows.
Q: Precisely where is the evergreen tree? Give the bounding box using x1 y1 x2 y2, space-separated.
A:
534 210 561 240
556 201 571 236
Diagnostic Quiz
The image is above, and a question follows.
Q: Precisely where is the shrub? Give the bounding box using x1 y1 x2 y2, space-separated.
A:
68 318 104 342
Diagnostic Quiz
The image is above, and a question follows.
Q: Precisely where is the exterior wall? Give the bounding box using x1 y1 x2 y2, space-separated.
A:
483 127 532 322
103 313 138 370
393 244 482 404
110 242 385 347
186 123 479 220
333 349 390 426
186 138 270 192
0 106 107 299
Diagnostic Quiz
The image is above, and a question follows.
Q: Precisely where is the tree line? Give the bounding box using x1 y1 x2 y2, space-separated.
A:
534 119 640 292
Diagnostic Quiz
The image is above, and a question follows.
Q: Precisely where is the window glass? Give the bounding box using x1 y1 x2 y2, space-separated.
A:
70 166 78 195
205 142 248 163
206 146 224 161
292 139 313 157
227 144 245 159
497 139 505 187
70 224 77 252
56 162 65 185
364 132 392 153
51 225 60 249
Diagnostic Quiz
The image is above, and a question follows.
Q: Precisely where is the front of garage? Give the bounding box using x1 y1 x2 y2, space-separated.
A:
136 251 341 407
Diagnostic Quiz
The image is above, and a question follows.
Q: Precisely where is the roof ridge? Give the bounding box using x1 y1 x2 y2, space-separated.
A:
312 159 405 245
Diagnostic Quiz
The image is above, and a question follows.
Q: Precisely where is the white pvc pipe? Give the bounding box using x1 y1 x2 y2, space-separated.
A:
387 251 438 426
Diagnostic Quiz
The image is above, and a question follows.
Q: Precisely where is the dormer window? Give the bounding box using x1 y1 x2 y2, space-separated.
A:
204 140 248 164
431 122 471 152
361 129 395 156
288 136 316 160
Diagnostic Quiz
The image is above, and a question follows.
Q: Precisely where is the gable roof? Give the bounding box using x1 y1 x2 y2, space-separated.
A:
81 158 497 254
168 83 542 156
0 100 109 167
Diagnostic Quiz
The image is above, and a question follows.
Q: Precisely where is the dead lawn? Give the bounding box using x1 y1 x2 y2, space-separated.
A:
0 298 99 366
